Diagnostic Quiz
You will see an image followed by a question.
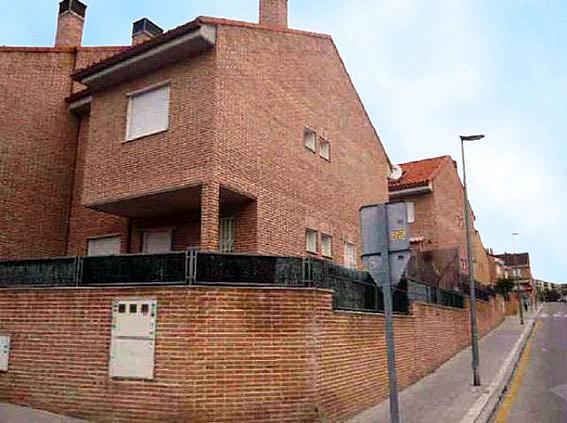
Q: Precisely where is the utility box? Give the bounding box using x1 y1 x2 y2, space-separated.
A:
0 335 10 371
109 299 157 379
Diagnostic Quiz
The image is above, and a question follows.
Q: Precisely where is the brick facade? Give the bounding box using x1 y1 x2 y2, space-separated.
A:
390 157 494 285
0 286 504 422
1 5 389 264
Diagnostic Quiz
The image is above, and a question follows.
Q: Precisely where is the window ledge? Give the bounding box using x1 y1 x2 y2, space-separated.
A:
123 128 169 143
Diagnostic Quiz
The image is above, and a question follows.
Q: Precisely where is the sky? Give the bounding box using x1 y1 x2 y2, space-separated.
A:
1 0 565 282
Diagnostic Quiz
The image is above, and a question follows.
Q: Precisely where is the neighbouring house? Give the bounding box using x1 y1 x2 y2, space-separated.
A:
495 252 535 299
388 155 493 286
0 0 391 268
487 250 506 283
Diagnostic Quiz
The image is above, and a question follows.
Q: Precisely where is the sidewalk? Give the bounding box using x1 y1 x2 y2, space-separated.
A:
348 308 540 423
0 402 88 423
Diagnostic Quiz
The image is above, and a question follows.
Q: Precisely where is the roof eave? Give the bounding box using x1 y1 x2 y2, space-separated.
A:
74 23 217 90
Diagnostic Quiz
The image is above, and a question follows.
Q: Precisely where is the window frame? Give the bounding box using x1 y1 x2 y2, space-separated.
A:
305 229 318 254
319 137 331 161
344 241 356 269
406 201 416 223
303 128 317 153
321 233 333 259
125 81 171 142
86 234 122 257
142 228 173 254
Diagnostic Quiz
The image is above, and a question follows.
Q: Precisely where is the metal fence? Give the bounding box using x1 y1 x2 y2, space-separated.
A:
0 251 478 312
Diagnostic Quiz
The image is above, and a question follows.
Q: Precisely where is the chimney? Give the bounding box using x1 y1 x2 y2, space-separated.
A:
55 0 87 47
132 18 164 46
259 0 288 28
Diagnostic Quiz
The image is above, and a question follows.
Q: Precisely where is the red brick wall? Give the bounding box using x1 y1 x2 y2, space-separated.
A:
214 25 390 262
0 50 77 259
0 286 504 422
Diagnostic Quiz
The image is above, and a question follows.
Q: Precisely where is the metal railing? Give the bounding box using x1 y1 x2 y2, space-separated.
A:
0 251 481 312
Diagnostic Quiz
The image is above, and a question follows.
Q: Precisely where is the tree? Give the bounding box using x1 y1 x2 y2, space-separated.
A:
495 278 515 300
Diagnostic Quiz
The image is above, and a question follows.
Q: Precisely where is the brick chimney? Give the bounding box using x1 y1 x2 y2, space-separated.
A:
132 18 164 46
259 0 288 28
55 0 87 47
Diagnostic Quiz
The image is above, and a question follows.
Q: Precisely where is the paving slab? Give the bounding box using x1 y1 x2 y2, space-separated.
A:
348 307 540 423
0 402 88 423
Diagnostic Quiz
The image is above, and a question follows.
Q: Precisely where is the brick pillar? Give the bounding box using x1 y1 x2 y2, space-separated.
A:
200 182 220 251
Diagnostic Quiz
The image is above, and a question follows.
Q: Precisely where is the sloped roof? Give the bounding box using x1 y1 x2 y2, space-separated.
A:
72 16 331 81
389 156 451 191
495 253 530 267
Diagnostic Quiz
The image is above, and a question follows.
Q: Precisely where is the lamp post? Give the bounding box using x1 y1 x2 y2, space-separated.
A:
512 232 524 325
460 134 485 387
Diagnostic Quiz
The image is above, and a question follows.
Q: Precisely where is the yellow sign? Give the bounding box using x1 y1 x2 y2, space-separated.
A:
390 230 406 241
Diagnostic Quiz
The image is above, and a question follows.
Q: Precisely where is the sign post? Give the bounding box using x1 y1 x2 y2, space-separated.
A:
360 203 411 423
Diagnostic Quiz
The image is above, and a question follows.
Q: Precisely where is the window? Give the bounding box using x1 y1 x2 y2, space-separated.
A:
321 234 332 258
219 217 235 253
344 242 356 269
319 138 331 160
306 229 317 254
304 128 316 152
142 230 172 254
406 201 415 223
87 235 121 257
126 83 170 141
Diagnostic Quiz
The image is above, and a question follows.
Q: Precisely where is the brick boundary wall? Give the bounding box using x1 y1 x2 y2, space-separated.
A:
0 286 504 422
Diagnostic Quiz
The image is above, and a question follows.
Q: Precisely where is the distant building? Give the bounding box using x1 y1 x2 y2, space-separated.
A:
389 155 492 286
495 253 535 297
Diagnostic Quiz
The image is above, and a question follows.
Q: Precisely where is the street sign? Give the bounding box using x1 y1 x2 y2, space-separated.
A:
361 203 411 288
360 202 412 423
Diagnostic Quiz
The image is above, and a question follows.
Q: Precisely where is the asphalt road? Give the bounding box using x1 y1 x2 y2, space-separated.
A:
493 302 567 423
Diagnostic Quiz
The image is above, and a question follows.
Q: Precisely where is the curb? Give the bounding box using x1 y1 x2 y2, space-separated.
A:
459 304 543 423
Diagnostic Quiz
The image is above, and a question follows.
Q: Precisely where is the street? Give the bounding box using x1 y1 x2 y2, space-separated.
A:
493 302 567 422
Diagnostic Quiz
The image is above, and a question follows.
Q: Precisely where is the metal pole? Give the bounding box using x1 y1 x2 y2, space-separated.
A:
512 234 524 325
383 283 400 423
461 139 481 387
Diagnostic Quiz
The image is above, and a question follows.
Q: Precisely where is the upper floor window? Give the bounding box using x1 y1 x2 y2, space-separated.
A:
304 128 317 152
344 242 356 269
87 235 121 257
142 229 172 254
319 138 331 161
306 229 317 254
126 83 170 141
321 234 333 258
406 201 415 223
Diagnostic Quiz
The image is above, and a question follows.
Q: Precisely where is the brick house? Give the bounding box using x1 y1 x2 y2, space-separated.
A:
495 252 535 296
388 155 492 285
0 0 391 266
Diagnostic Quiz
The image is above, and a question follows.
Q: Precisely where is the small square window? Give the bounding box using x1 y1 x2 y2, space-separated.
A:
321 234 332 258
129 304 138 314
141 304 149 315
304 128 316 152
320 138 330 160
306 229 317 254
118 303 126 314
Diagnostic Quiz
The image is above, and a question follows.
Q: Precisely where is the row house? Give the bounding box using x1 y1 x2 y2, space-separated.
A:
495 252 535 296
388 155 492 286
0 0 391 267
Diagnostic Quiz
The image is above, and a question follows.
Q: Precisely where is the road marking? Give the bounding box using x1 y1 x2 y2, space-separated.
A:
539 313 549 318
494 321 540 423
553 313 563 318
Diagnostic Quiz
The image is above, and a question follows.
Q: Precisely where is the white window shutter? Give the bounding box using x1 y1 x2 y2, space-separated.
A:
143 231 172 254
87 236 121 256
127 85 170 140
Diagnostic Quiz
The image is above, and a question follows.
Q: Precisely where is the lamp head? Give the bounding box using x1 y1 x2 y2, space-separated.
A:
460 135 486 142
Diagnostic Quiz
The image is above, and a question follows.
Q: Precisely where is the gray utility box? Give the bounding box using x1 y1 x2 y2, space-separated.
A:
109 299 157 380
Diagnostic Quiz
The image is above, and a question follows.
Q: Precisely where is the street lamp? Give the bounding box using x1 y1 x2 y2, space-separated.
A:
512 232 524 325
460 134 485 387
